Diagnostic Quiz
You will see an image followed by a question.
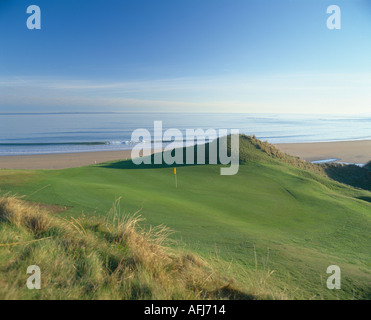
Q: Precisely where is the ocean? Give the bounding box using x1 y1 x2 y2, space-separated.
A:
0 113 370 156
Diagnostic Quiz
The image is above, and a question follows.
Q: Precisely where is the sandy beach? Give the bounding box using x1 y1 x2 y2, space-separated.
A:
0 140 370 170
275 140 371 164
0 150 133 170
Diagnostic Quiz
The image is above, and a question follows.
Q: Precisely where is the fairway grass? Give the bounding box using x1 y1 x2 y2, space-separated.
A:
0 137 370 299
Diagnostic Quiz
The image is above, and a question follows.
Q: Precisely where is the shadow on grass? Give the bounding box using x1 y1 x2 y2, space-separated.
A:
99 141 226 170
323 164 371 191
212 286 256 300
357 196 371 203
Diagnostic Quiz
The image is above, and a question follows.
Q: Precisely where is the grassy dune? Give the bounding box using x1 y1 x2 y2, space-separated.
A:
0 136 370 299
0 196 278 299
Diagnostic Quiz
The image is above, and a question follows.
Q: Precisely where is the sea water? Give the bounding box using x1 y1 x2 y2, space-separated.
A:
0 113 370 156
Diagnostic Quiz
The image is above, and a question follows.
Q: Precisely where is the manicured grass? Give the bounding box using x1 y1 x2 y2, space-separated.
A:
0 138 370 299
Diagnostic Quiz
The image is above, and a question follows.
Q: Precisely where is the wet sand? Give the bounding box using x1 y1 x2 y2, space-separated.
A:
275 140 371 164
1 140 370 170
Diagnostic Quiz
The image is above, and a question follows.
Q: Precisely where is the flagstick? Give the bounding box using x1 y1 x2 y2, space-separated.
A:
175 172 178 189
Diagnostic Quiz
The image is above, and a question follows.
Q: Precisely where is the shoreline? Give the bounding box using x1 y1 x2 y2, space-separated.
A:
274 140 371 165
0 140 370 170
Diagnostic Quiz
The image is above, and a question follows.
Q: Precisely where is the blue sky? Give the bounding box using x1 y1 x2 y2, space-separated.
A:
1 0 371 113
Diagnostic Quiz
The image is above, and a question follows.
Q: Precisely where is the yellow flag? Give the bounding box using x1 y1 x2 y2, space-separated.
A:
174 167 177 174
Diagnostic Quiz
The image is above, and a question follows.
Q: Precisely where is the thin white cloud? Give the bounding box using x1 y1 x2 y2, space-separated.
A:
1 73 371 114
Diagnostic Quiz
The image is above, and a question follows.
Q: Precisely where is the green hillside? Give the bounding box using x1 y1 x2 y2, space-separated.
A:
0 136 370 299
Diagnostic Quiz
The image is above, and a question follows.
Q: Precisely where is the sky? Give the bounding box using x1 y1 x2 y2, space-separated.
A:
0 0 371 114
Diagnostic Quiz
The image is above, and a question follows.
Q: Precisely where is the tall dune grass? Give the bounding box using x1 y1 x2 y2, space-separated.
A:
0 195 282 300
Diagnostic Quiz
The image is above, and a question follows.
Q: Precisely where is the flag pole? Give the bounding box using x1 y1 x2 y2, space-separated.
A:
174 167 177 188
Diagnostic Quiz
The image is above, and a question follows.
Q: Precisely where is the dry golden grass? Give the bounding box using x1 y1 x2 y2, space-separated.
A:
0 195 52 235
0 195 281 300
